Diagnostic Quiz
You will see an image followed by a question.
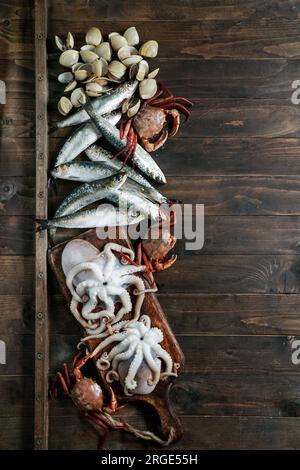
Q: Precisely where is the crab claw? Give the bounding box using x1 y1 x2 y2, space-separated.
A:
166 109 180 137
153 254 177 272
141 127 169 152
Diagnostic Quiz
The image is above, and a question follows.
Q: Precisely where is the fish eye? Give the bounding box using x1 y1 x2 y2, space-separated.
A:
128 81 133 86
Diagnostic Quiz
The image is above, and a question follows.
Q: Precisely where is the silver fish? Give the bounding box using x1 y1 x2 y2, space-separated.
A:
38 204 145 230
54 111 121 167
86 144 167 204
51 161 116 182
49 172 128 243
56 81 138 128
82 99 166 184
107 188 164 222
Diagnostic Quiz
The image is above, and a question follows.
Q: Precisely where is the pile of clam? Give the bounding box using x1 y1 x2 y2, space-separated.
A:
56 27 159 117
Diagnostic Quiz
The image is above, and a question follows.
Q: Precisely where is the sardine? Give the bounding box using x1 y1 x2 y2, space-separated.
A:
86 144 167 204
51 161 116 182
49 172 128 243
37 204 145 230
54 111 121 167
107 188 164 222
82 99 167 184
56 81 138 128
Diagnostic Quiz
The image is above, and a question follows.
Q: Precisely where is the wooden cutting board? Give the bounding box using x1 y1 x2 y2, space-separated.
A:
48 228 185 443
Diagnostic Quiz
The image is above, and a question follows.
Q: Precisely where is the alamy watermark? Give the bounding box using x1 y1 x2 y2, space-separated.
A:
95 202 205 251
0 340 6 365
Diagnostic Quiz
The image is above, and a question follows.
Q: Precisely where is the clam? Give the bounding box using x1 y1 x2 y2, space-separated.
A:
127 97 141 117
59 49 79 68
139 78 157 100
80 49 99 64
123 26 139 46
92 58 108 77
55 35 65 51
93 77 109 86
85 27 102 46
94 42 112 62
129 63 138 80
122 98 131 114
72 62 84 72
110 34 128 51
117 45 138 61
80 44 95 51
122 55 142 67
108 60 127 80
107 73 123 83
74 69 90 81
86 82 103 97
58 71 74 84
64 80 77 92
147 67 160 79
139 40 158 58
136 60 149 81
70 87 86 107
66 32 74 49
58 96 73 116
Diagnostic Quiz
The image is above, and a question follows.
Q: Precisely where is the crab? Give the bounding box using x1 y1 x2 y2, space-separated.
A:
49 349 126 432
118 82 193 155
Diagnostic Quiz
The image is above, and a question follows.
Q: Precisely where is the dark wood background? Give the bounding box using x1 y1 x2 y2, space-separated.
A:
2 0 300 449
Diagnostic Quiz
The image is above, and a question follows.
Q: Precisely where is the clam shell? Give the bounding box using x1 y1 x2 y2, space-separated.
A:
110 34 128 51
117 45 138 61
85 27 102 46
94 42 112 62
86 82 103 97
147 67 160 79
80 49 99 63
123 26 139 47
139 78 157 100
70 87 86 107
139 40 158 58
92 57 108 77
80 44 95 51
58 71 74 84
66 32 74 49
122 55 142 67
136 59 149 81
108 60 127 79
58 96 73 116
55 35 65 51
74 69 90 81
129 63 138 80
59 50 79 68
64 80 77 92
72 62 84 72
127 98 141 117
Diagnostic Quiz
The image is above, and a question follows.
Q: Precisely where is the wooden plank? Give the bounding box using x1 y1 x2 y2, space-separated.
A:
47 176 300 216
49 293 300 336
3 253 300 296
4 215 300 256
0 216 34 255
6 136 300 178
34 0 49 450
3 414 300 450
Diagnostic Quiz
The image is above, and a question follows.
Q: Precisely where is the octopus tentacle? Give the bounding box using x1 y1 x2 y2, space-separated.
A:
151 343 173 374
125 343 144 391
111 338 139 370
76 279 100 297
142 342 161 386
66 262 104 302
121 275 145 323
107 337 132 362
108 287 132 324
80 320 129 343
89 331 129 360
117 264 146 277
140 315 151 329
104 242 135 261
69 298 100 330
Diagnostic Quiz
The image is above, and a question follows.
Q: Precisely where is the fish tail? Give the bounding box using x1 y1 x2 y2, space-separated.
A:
36 219 49 232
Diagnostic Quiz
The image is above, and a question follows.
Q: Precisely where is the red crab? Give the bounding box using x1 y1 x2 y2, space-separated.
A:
50 349 126 432
113 82 193 163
